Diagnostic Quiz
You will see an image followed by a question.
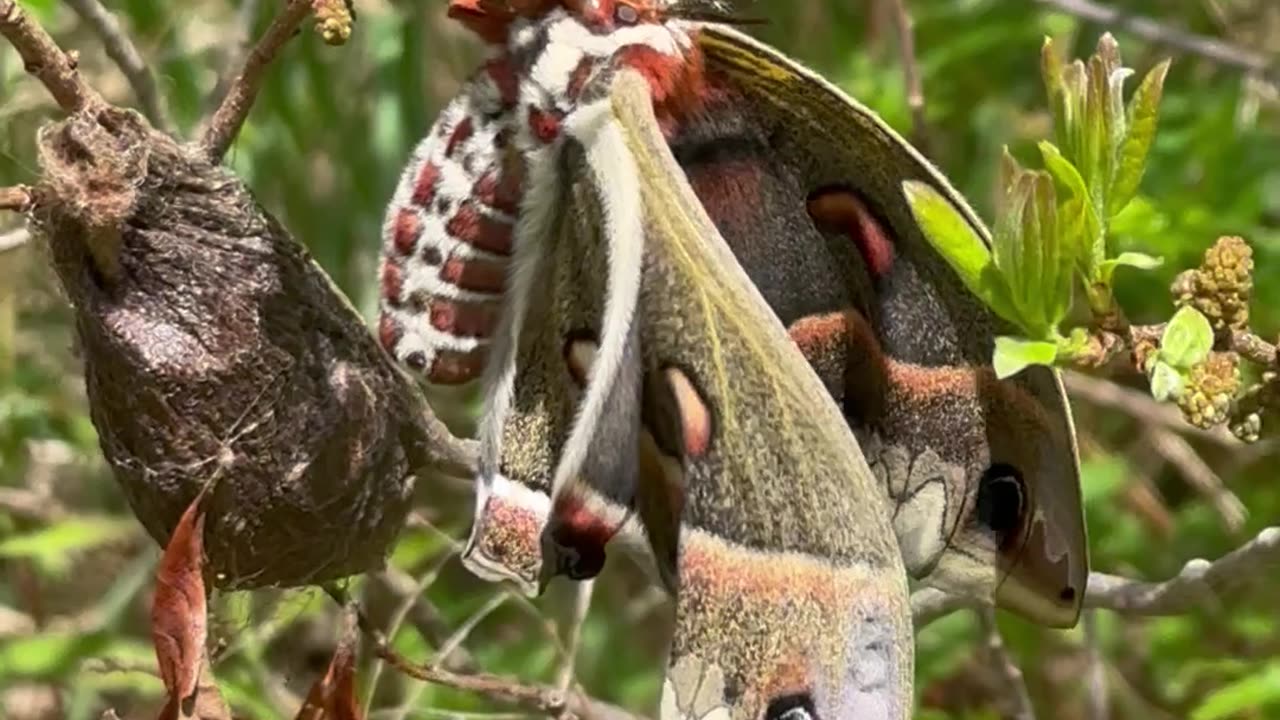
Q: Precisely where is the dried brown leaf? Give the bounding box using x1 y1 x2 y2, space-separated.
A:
151 487 211 719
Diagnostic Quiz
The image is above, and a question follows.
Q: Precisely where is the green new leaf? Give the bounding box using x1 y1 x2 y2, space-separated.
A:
1149 360 1185 402
1191 662 1280 720
1100 251 1164 283
1159 306 1214 370
904 180 1022 327
1040 141 1102 274
1110 59 1171 215
1040 37 1069 148
0 516 137 576
993 336 1059 379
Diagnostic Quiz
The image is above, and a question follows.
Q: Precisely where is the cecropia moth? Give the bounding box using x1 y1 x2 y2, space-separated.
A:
377 1 1088 717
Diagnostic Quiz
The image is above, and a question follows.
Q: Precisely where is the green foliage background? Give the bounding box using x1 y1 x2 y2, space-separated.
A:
0 1 1277 719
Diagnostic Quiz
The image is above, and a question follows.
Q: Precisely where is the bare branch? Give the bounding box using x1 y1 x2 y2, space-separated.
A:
1086 526 1280 614
201 0 313 161
432 593 507 667
977 608 1036 720
62 0 169 130
913 526 1280 626
326 586 646 720
1083 611 1110 720
1145 426 1247 533
885 0 930 156
0 1 104 113
1063 371 1246 448
205 0 264 113
557 580 595 691
910 586 974 628
373 564 479 672
0 186 33 213
1034 0 1278 85
0 228 29 254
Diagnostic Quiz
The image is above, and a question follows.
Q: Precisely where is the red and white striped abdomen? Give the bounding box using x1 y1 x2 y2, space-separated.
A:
377 66 520 385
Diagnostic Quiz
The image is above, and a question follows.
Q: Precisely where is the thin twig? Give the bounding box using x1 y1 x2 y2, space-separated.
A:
432 593 507 667
556 580 595 691
0 1 103 113
1086 526 1280 614
205 0 264 113
324 586 644 720
1063 371 1245 447
62 0 169 130
913 525 1280 626
0 228 29 254
977 608 1036 720
200 0 313 161
1083 611 1110 720
0 487 69 523
1034 0 1278 85
1144 426 1247 533
376 563 478 670
0 186 33 212
885 0 930 156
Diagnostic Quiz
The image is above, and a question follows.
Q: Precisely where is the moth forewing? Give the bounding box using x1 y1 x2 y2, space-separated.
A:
572 69 916 720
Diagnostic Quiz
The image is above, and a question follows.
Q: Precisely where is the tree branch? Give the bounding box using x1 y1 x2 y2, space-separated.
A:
327 586 646 720
1144 426 1247 533
913 526 1280 626
1085 526 1279 614
1063 371 1245 447
0 0 104 113
885 0 931 156
977 608 1036 720
1034 0 1278 85
201 0 313 161
0 186 32 213
62 0 169 130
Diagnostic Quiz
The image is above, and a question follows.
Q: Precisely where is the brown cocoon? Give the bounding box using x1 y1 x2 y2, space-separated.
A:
31 106 470 589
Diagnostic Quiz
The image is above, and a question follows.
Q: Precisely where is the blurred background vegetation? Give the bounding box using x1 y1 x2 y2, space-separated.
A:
0 0 1277 719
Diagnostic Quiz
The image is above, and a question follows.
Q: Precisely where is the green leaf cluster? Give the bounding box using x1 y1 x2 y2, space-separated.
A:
905 33 1172 378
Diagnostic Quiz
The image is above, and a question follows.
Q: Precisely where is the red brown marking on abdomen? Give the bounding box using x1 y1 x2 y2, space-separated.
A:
429 298 500 337
441 254 507 293
378 314 402 353
807 189 896 278
429 348 488 385
380 261 404 306
446 202 515 255
411 163 442 207
392 209 421 256
472 170 520 215
446 117 475 158
485 57 520 107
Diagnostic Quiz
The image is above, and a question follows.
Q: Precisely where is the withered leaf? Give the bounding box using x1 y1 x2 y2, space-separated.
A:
151 487 210 719
294 618 362 720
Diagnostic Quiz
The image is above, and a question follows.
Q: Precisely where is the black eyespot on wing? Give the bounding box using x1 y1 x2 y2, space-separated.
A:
975 462 1026 546
766 693 818 720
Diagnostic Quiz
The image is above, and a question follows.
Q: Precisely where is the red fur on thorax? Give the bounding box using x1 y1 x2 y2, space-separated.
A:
614 38 709 136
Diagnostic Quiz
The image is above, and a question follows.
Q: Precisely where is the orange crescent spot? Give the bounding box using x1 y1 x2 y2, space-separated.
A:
665 367 711 458
807 189 896 278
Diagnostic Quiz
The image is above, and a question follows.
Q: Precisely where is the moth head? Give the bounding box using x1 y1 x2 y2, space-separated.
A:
664 530 912 720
